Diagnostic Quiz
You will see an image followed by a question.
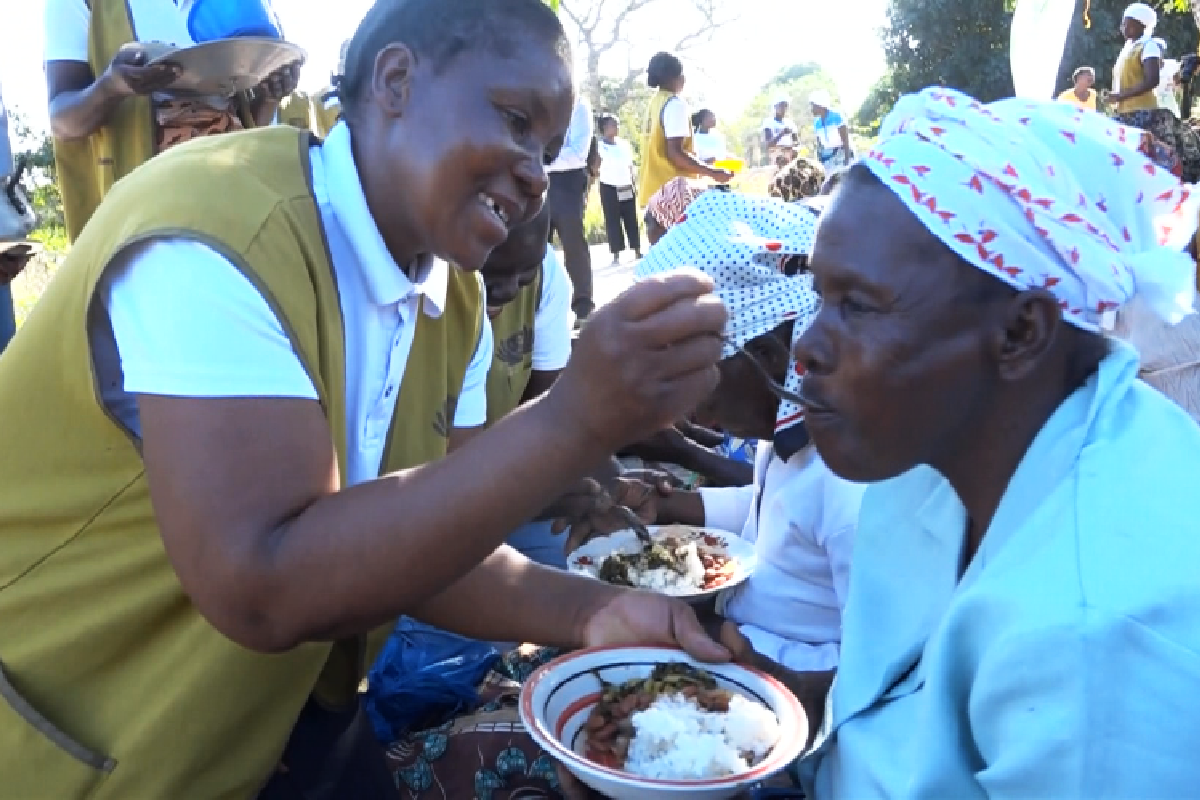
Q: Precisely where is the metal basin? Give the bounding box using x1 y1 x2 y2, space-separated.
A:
148 37 305 98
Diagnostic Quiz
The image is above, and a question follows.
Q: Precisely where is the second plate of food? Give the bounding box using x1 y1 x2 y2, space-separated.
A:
568 524 755 604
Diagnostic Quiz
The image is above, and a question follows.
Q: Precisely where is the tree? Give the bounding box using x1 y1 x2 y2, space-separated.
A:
875 0 1197 122
559 0 737 111
728 66 843 165
854 71 899 134
1054 0 1196 96
6 106 64 235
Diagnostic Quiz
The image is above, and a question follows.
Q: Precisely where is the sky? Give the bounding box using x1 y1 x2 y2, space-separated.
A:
0 0 888 139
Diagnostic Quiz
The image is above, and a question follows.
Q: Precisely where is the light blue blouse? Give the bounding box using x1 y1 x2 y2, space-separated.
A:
800 343 1200 798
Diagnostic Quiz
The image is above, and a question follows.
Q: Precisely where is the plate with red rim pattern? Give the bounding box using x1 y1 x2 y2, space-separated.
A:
567 524 755 605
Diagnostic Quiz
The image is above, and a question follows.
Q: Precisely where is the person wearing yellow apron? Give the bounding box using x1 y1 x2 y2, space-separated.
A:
636 51 733 205
0 1 731 798
43 0 302 241
1106 2 1164 124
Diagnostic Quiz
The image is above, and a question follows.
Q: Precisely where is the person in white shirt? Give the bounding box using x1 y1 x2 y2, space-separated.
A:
567 191 865 675
691 108 727 164
762 93 798 167
0 1 736 796
595 114 642 265
546 94 596 320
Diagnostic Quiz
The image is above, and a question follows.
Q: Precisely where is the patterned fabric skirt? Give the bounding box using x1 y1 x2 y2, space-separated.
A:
1113 109 1200 182
387 645 564 799
155 98 244 153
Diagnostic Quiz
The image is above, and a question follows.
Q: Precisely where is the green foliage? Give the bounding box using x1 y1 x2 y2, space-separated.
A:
1055 0 1196 95
862 0 1199 134
881 0 1016 103
767 63 824 87
854 72 899 135
7 106 67 246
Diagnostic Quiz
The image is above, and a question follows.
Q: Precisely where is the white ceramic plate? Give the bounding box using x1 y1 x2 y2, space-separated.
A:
520 645 808 800
568 525 755 605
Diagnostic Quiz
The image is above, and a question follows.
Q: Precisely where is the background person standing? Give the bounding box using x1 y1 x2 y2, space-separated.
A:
595 114 642 266
546 94 595 322
762 93 797 167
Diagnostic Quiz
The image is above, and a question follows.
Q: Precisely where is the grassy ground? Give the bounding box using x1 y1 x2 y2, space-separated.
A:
11 227 67 326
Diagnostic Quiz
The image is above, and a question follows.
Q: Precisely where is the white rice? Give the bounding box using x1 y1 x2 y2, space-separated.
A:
573 541 707 596
623 693 781 780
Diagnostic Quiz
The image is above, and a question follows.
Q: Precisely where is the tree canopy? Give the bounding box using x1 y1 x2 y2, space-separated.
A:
862 0 1199 131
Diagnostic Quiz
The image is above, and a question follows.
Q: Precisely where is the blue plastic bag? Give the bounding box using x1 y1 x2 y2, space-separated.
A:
364 618 501 744
716 434 757 465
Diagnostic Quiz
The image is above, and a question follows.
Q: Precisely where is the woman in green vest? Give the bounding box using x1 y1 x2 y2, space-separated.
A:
637 51 733 205
44 0 302 241
1107 3 1163 120
0 1 732 798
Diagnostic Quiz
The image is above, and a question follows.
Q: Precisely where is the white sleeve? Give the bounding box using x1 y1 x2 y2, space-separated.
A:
1143 39 1164 60
697 484 756 534
532 246 572 373
816 478 866 611
452 309 493 429
44 0 92 63
661 97 692 140
102 239 318 399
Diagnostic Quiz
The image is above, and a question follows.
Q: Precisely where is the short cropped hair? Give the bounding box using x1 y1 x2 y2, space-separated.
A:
339 0 568 117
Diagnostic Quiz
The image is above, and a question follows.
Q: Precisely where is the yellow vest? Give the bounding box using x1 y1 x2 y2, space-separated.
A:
638 90 695 205
277 89 315 130
485 267 543 425
1116 42 1160 113
0 126 482 799
312 87 343 139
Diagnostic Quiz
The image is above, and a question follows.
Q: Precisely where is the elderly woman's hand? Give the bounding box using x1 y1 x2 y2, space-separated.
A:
256 62 302 103
551 475 673 554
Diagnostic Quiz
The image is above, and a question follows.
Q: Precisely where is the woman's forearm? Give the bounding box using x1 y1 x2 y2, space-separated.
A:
410 544 623 647
655 490 706 526
666 139 716 177
49 73 128 141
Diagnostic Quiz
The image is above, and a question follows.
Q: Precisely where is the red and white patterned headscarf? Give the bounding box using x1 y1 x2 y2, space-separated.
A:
646 177 711 230
864 87 1200 331
636 191 821 455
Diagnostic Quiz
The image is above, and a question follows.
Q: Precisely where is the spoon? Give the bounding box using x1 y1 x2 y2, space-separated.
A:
719 335 806 406
596 486 655 546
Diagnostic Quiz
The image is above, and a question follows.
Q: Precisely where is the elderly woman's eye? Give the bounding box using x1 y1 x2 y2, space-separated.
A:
840 296 875 315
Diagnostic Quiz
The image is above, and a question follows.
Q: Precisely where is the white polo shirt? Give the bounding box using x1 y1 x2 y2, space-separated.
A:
90 121 492 488
44 0 196 61
528 245 573 373
701 443 864 673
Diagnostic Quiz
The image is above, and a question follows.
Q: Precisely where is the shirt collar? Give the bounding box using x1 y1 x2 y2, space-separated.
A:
320 121 448 314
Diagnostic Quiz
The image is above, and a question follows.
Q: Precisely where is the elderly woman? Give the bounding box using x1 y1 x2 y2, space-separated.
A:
636 52 732 204
787 88 1200 798
562 86 1200 800
43 0 301 240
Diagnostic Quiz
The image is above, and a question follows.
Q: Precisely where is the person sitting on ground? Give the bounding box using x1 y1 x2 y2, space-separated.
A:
575 192 866 675
691 108 727 164
43 0 302 241
1057 66 1098 111
561 83 1200 800
769 153 826 202
0 1 734 797
772 88 1200 800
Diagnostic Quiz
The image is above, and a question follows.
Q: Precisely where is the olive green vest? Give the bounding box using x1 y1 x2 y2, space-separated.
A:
638 90 696 206
0 126 481 799
1116 41 1160 113
278 89 315 131
485 267 544 425
53 0 258 243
